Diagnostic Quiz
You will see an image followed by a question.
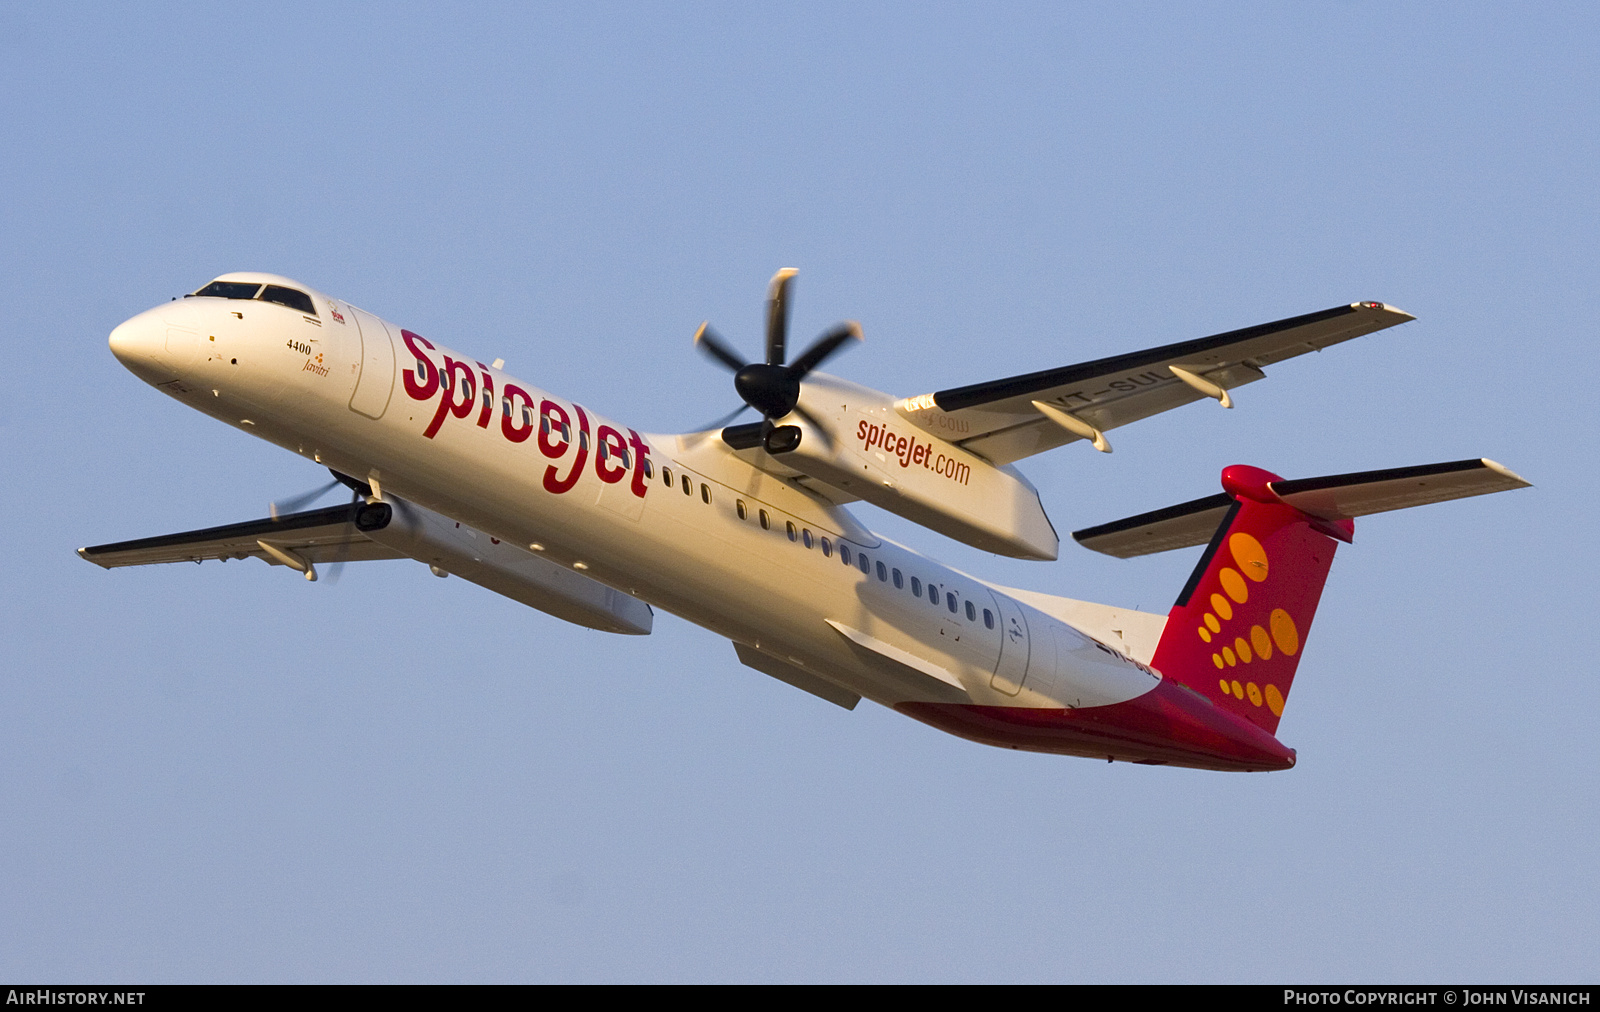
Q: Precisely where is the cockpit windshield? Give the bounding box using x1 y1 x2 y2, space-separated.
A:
189 280 318 317
260 285 316 315
192 281 262 300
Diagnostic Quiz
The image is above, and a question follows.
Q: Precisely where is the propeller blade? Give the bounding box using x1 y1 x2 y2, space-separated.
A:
787 321 862 379
270 478 340 520
694 322 748 373
700 403 753 431
694 270 853 445
792 403 835 450
322 489 362 585
764 268 798 366
679 404 755 448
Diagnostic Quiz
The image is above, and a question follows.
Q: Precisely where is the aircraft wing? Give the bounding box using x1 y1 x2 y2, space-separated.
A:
81 497 654 632
896 302 1414 465
78 503 403 573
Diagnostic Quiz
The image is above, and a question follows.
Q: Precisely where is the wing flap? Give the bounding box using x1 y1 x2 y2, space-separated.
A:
77 504 404 569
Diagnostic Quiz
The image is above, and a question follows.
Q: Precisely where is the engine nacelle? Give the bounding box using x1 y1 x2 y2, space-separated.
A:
354 499 653 635
763 377 1059 560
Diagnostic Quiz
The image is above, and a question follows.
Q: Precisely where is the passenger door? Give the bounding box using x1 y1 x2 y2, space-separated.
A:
988 592 1030 696
349 306 396 420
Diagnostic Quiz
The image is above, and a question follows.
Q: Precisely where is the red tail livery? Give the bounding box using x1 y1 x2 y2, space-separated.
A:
1150 464 1349 736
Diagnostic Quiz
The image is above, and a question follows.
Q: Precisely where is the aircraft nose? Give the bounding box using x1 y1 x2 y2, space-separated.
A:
108 307 181 384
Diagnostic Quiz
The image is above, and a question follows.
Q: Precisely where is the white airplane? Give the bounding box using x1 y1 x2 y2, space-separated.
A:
82 270 1530 771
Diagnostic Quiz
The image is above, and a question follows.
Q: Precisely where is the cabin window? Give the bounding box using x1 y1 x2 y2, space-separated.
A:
662 467 673 487
579 429 590 451
759 509 770 530
840 544 851 566
983 609 995 629
700 483 711 504
642 459 652 478
736 500 747 521
928 583 940 604
482 388 492 411
802 529 813 549
681 474 692 495
820 537 832 558
892 568 903 589
858 553 870 575
911 576 921 596
785 521 796 542
501 397 511 418
946 592 958 613
875 561 887 582
965 601 977 621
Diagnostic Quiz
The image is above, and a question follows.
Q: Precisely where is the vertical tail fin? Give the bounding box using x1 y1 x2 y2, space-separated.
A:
1074 458 1530 739
1147 465 1350 736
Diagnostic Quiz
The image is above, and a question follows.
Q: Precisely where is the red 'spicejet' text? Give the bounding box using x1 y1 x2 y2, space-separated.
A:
857 419 970 485
402 330 651 499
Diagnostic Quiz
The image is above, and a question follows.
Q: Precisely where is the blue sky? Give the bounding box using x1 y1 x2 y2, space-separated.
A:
2 3 1596 982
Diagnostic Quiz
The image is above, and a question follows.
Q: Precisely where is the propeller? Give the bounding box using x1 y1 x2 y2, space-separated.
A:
269 477 340 520
320 471 375 584
268 470 373 583
693 269 861 452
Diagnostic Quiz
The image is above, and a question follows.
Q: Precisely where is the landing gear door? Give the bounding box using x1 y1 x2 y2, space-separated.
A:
989 591 1030 696
349 307 396 420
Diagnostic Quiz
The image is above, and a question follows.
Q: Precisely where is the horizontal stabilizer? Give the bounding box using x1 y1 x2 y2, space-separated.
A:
1074 458 1530 559
1269 458 1530 521
1071 493 1234 559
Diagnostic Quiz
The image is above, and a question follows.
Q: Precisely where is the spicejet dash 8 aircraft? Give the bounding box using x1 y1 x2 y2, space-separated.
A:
82 270 1531 771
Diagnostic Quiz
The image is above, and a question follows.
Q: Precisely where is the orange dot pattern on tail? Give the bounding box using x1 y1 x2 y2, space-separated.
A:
1199 530 1287 712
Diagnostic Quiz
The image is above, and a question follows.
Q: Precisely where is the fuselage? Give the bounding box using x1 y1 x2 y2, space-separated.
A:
107 272 1296 771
